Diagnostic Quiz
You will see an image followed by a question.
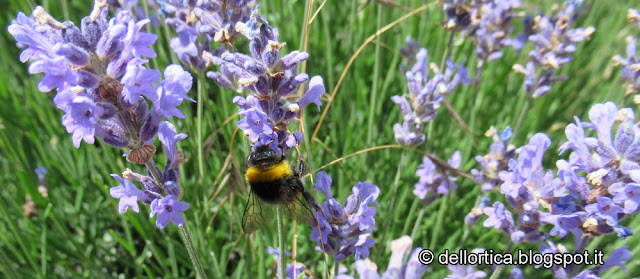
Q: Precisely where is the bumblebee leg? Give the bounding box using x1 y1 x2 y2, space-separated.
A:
298 160 306 176
302 191 323 213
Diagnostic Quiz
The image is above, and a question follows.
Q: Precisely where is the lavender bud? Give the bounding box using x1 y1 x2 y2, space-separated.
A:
207 71 234 89
140 176 160 193
133 98 148 128
96 24 126 59
262 41 282 68
76 69 99 88
165 181 182 198
81 17 104 51
117 90 136 111
53 43 90 66
96 102 117 119
95 120 129 147
143 190 163 203
164 168 180 182
249 39 261 60
140 109 163 142
276 73 308 97
277 51 309 70
253 76 269 95
61 25 89 49
106 56 128 79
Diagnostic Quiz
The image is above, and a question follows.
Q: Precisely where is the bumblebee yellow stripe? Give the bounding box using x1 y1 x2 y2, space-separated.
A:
245 161 293 183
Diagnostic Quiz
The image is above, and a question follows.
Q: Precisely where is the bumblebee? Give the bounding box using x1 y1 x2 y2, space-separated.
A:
242 145 318 234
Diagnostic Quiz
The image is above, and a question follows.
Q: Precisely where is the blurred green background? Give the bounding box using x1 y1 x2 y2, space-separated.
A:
1 0 639 278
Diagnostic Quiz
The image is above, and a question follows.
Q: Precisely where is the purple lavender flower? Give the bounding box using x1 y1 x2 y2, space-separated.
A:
513 3 595 97
153 64 195 120
217 8 325 153
585 196 623 226
612 9 640 104
473 0 521 68
471 126 516 192
108 0 161 27
353 236 427 279
149 195 190 228
267 247 307 279
498 133 560 210
587 246 632 276
483 201 515 236
441 0 474 33
160 0 257 70
445 248 487 279
310 171 379 262
10 2 193 228
563 102 640 186
413 151 461 205
8 2 192 154
613 183 640 214
392 44 469 146
399 36 420 73
509 267 523 279
110 174 152 213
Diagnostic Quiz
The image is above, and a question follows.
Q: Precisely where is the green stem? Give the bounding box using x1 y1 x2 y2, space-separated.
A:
380 149 408 253
333 259 340 279
488 242 514 279
402 199 420 235
410 207 426 240
429 193 449 249
197 73 205 181
440 31 456 70
179 226 210 279
366 3 383 148
276 205 286 279
514 93 532 138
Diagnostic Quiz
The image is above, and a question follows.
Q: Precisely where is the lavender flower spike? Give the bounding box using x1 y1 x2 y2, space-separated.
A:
220 7 325 153
267 247 307 279
110 174 151 213
310 171 379 262
353 236 427 279
413 151 461 205
392 40 469 146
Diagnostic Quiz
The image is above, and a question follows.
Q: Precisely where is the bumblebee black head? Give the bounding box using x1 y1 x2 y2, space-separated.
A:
246 145 285 168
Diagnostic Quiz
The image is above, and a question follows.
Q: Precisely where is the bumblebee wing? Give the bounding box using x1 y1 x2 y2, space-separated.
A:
242 189 275 234
281 189 319 227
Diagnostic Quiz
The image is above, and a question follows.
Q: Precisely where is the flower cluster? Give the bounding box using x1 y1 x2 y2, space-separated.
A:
538 240 631 278
472 0 522 68
612 9 640 103
107 0 161 26
413 151 461 205
512 1 595 97
471 126 516 192
267 247 307 279
310 172 379 262
9 0 194 228
479 102 640 276
8 1 193 156
341 236 426 279
441 0 523 68
160 0 257 71
214 6 325 153
392 40 470 146
445 249 487 279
